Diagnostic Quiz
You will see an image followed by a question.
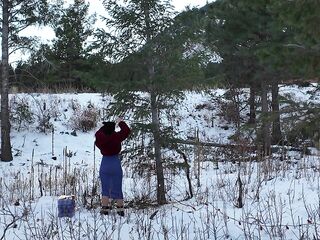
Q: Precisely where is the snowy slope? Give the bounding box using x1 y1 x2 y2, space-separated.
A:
1 86 320 240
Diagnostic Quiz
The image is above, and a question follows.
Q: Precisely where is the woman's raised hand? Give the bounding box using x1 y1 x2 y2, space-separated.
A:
116 117 123 125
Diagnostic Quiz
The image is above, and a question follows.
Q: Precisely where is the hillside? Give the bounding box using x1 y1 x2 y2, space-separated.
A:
0 85 320 239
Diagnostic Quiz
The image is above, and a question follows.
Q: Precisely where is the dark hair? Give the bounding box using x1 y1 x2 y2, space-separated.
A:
102 121 115 135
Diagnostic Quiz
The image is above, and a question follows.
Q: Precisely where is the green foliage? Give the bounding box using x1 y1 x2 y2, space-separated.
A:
47 0 96 87
205 0 286 86
1 0 49 42
14 1 211 91
205 0 319 83
286 114 320 147
50 0 95 62
106 89 185 144
95 0 210 123
14 44 54 89
1 0 49 161
204 0 320 149
271 0 320 78
13 1 111 91
94 0 176 62
94 3 208 91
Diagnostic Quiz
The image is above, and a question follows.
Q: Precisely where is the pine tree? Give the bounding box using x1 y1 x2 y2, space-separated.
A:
49 0 95 86
269 0 320 146
205 0 295 153
95 0 205 204
272 0 320 78
1 0 48 161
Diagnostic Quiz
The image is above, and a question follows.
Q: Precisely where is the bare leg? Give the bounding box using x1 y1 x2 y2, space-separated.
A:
116 199 124 207
100 196 111 215
101 196 110 207
116 199 125 217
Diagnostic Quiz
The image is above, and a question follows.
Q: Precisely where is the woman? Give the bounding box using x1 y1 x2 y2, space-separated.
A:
95 118 130 216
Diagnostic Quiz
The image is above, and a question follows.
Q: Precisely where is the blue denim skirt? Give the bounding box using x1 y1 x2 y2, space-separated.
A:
99 155 123 199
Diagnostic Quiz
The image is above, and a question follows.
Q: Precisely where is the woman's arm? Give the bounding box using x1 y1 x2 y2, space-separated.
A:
116 118 131 141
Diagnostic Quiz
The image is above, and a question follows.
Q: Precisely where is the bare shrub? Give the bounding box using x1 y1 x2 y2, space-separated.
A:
217 100 241 125
10 96 34 131
69 104 99 132
32 96 62 133
214 88 245 127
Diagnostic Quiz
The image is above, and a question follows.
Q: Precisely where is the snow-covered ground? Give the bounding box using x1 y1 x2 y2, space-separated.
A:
1 85 320 239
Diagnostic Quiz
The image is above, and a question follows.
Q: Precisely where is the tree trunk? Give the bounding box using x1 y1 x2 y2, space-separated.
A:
1 0 13 162
248 86 256 124
261 81 271 156
271 82 282 145
147 55 166 205
150 91 167 205
143 2 166 205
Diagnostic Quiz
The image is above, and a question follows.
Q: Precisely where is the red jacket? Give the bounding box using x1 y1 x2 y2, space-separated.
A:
95 121 131 156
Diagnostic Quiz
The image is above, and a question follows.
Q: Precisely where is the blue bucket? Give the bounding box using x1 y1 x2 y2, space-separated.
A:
58 195 75 218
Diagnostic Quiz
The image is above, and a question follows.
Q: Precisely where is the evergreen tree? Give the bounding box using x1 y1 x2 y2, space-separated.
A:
271 0 320 78
49 0 95 87
14 44 57 90
0 0 48 161
51 0 94 62
269 0 320 145
205 0 294 153
95 0 204 204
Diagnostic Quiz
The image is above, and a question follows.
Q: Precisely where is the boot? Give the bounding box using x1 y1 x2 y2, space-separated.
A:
100 206 111 215
116 206 125 217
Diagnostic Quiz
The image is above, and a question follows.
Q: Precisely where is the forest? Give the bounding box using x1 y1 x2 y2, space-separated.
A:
1 0 319 159
1 0 320 239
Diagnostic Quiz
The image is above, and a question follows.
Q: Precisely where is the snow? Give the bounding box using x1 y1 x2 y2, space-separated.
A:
1 85 320 239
